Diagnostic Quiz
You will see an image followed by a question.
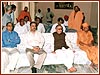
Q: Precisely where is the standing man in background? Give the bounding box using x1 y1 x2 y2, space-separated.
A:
10 4 16 24
68 6 83 31
17 6 32 22
2 5 12 31
46 8 54 24
35 9 43 22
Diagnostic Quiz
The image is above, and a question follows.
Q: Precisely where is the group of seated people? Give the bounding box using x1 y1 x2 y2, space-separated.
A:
2 20 98 73
14 16 68 35
2 4 98 73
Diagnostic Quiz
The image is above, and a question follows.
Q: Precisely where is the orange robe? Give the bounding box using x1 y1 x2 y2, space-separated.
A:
77 31 98 64
68 11 83 31
17 10 32 22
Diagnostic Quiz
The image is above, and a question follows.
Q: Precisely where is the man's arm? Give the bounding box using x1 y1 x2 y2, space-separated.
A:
2 33 12 46
10 32 20 44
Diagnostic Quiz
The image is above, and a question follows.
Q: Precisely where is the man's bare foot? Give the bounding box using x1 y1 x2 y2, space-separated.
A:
90 63 98 69
90 63 94 67
94 64 98 69
67 67 77 72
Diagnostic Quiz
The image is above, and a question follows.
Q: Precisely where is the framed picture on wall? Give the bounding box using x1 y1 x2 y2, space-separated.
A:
55 2 74 9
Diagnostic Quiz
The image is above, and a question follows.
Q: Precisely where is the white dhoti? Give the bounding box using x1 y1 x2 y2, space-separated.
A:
55 48 74 69
1 47 20 73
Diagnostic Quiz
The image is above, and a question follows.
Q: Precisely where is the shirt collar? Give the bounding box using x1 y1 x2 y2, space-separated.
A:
5 13 11 16
5 30 13 33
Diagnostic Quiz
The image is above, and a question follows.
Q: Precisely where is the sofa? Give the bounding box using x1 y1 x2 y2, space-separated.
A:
16 32 91 69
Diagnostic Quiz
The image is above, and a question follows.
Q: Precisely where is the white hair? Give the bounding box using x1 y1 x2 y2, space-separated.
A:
5 5 12 12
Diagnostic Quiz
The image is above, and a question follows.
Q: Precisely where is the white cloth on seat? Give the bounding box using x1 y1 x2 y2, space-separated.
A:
74 50 91 65
16 32 91 69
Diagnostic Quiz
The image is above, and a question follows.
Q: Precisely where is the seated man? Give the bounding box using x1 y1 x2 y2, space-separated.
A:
14 19 28 37
63 15 69 32
25 22 47 73
2 22 20 73
24 16 30 31
77 22 98 68
50 17 66 33
35 17 45 33
64 15 69 27
51 25 77 72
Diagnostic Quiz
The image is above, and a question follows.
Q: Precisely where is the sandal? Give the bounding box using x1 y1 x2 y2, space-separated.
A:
67 67 77 73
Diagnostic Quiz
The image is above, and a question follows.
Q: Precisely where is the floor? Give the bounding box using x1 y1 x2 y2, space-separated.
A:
10 64 98 74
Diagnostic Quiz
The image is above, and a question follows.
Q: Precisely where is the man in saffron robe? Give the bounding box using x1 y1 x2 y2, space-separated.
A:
68 6 83 31
17 7 32 22
77 22 98 68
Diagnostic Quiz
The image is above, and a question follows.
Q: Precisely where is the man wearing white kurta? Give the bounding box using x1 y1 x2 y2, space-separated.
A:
25 22 47 73
46 8 54 23
37 23 45 33
35 17 45 33
35 9 43 20
50 17 66 33
24 16 31 31
14 19 28 37
25 21 30 31
51 25 77 72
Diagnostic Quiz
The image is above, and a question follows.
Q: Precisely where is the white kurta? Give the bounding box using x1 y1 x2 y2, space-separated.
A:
25 21 30 31
64 20 68 26
24 31 45 49
37 23 45 33
50 23 66 33
36 12 43 19
14 22 28 37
